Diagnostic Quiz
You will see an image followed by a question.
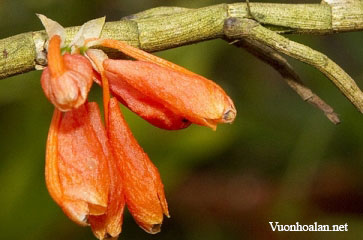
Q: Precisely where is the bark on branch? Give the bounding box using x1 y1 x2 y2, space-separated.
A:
1 1 363 80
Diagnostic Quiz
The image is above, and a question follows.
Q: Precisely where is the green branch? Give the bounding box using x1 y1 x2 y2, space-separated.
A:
1 1 363 80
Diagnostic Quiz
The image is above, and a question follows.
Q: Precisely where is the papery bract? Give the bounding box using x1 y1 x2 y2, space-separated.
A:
108 98 169 233
104 60 236 130
45 103 110 226
41 35 93 111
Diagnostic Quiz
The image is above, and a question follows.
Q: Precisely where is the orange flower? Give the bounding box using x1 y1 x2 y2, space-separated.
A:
45 103 110 226
46 102 125 239
39 15 237 240
108 98 169 233
86 103 125 239
41 35 93 111
89 39 236 130
88 49 169 233
104 59 236 130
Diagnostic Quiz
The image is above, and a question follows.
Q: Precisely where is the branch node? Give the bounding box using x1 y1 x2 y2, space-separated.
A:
33 32 48 69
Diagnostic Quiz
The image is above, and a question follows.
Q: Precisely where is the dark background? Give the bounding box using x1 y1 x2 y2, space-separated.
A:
0 0 362 239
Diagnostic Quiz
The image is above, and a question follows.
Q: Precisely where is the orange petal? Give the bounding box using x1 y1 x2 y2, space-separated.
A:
104 60 236 130
87 103 125 239
45 109 63 210
57 103 109 210
108 98 169 234
94 71 190 130
45 103 111 226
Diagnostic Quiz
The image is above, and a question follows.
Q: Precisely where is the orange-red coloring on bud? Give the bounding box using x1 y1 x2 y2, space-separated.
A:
41 16 237 239
89 38 236 130
45 103 110 226
93 71 191 130
104 60 236 130
41 35 93 111
108 98 169 233
46 102 126 239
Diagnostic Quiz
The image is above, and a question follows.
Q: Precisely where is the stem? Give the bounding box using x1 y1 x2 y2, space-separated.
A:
102 71 110 129
232 38 340 124
47 35 65 78
86 49 110 128
2 2 363 80
95 39 200 78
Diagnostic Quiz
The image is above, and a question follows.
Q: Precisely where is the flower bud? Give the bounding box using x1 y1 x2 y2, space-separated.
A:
41 35 93 111
45 103 110 226
86 103 125 239
108 98 169 233
104 60 236 130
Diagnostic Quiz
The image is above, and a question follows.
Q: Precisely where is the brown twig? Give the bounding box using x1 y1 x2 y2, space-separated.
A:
231 38 340 124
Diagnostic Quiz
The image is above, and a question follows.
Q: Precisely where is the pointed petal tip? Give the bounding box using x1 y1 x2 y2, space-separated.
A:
104 233 118 240
140 223 162 234
79 214 90 226
88 203 108 216
61 205 90 227
151 224 162 234
202 119 217 130
92 232 119 240
162 203 170 218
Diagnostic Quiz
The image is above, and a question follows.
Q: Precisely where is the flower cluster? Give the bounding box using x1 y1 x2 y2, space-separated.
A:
39 16 236 239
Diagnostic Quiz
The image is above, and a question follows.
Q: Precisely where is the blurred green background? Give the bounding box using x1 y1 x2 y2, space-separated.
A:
0 0 362 239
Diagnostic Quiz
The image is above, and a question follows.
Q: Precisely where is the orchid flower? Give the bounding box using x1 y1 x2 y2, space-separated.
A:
38 14 236 239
